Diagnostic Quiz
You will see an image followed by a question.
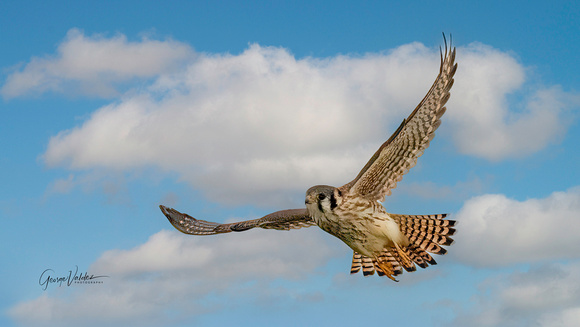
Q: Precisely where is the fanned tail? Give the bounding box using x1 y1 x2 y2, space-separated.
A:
349 213 456 280
392 213 456 252
393 213 456 271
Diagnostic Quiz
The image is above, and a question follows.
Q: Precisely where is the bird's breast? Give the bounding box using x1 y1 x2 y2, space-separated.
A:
317 198 407 257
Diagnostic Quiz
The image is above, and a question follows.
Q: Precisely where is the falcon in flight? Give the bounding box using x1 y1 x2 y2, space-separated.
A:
160 37 457 281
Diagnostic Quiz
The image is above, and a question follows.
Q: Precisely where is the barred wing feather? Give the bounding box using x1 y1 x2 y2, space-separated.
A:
347 39 457 202
160 205 315 235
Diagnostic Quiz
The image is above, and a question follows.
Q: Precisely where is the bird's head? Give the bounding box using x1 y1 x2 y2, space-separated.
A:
305 185 339 220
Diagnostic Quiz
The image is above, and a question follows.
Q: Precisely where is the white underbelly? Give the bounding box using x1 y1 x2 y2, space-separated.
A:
346 213 408 257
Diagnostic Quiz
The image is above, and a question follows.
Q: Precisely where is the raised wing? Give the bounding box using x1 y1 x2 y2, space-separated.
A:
346 36 457 201
160 205 315 235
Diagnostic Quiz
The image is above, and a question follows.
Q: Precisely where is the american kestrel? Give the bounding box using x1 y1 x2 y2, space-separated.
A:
160 37 457 281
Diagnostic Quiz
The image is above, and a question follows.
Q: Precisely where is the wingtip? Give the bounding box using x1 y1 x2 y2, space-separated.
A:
159 205 179 224
159 205 195 235
159 204 172 217
441 32 454 50
440 32 457 64
159 204 173 222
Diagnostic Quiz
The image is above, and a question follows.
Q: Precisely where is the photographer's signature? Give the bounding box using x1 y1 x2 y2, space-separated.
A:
39 265 108 290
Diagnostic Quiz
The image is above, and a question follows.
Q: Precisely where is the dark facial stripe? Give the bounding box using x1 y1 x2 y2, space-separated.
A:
330 193 337 210
317 200 324 213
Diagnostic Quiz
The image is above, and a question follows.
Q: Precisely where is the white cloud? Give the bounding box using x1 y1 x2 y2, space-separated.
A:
41 41 441 205
449 42 580 161
539 307 580 327
1 28 193 98
397 176 489 200
450 262 580 327
8 228 339 326
92 228 337 279
452 186 580 267
3 31 571 205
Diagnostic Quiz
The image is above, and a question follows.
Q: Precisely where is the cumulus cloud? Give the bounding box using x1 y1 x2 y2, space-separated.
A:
449 42 580 161
2 31 573 205
397 176 489 201
8 228 339 326
450 262 580 327
41 41 442 205
1 29 193 98
452 186 580 267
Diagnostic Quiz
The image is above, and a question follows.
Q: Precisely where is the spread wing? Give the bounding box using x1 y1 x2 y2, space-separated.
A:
160 205 315 235
346 36 457 201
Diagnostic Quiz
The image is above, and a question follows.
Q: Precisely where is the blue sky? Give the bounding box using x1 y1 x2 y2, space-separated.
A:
1 1 579 326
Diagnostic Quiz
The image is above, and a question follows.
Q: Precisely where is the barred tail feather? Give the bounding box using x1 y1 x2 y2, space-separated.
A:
349 214 455 280
408 244 437 268
350 251 404 280
350 252 362 274
377 250 404 277
362 256 376 276
392 213 456 260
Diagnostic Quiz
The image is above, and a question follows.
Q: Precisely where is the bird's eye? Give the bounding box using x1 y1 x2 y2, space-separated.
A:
317 193 326 201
